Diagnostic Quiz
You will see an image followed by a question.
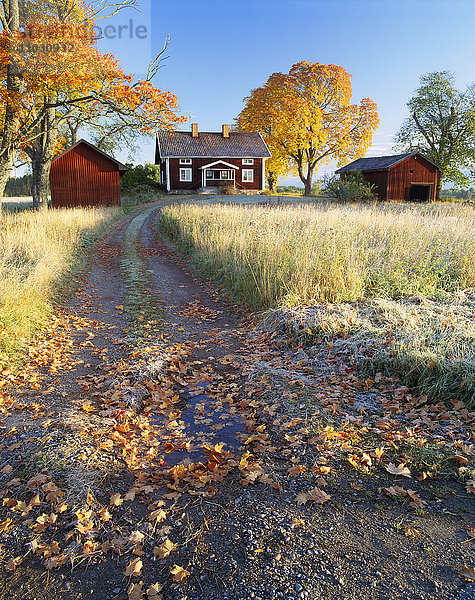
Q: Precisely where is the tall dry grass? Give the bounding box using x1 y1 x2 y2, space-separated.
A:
0 207 119 365
160 202 475 308
159 202 475 403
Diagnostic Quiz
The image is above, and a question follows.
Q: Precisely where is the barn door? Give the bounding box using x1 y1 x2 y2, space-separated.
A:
409 184 431 202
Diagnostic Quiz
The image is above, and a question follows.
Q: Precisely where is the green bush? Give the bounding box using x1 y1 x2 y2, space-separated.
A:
121 163 163 193
323 171 375 202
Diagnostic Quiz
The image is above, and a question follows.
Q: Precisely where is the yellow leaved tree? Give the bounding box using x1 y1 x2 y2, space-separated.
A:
237 61 379 195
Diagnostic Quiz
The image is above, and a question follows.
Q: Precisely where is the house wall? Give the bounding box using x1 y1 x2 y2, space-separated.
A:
387 155 438 201
50 144 121 207
158 157 263 191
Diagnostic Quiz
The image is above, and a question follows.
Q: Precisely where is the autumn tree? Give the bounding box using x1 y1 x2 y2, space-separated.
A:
0 0 184 206
394 71 475 199
237 62 379 196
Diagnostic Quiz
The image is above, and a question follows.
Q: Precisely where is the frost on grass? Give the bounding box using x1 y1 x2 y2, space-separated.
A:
270 290 475 404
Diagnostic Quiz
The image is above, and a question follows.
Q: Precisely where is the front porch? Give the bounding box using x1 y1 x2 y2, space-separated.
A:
200 160 238 189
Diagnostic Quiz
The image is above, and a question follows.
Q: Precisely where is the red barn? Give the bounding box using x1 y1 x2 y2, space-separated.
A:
336 153 440 202
50 140 127 208
155 124 271 193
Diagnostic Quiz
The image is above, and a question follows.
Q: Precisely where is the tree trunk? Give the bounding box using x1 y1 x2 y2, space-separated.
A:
0 0 20 203
31 157 51 208
267 171 276 193
0 153 14 200
297 157 314 196
303 167 313 196
28 104 58 209
435 172 442 202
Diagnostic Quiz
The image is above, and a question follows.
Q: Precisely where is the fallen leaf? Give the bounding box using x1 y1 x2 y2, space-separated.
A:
124 558 143 578
385 463 411 478
156 538 177 559
128 582 144 600
295 492 310 505
460 565 475 581
5 556 22 571
110 493 123 507
129 531 145 545
147 583 162 599
170 564 190 582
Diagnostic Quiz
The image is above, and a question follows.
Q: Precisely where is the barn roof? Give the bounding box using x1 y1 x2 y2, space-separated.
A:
156 131 272 158
335 152 440 173
52 139 127 172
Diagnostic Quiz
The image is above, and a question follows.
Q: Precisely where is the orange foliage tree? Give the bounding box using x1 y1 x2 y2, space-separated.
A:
0 0 184 206
237 62 379 195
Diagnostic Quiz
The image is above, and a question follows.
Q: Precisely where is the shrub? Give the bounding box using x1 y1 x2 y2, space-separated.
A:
222 185 239 195
323 171 375 202
121 163 163 193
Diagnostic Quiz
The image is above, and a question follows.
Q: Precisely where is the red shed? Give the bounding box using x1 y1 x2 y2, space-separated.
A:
49 139 127 207
336 153 440 202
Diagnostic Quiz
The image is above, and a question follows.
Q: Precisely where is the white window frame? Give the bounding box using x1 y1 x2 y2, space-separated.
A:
180 168 192 182
242 158 254 165
179 158 192 165
242 169 254 182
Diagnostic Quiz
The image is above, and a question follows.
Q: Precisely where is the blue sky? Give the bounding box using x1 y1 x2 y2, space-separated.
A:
109 0 474 183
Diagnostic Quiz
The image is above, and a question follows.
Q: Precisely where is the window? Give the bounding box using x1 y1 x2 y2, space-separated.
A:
180 168 192 182
242 158 254 165
242 169 254 182
220 170 232 180
206 170 215 179
180 158 192 165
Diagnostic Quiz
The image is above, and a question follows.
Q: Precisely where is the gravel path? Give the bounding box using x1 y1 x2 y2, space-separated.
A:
0 203 473 600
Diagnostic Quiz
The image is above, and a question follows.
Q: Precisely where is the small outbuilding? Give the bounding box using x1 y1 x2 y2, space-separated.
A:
49 139 127 208
335 152 440 202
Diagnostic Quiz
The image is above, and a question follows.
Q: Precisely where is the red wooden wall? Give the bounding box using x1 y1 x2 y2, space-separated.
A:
159 157 264 191
387 155 438 201
361 171 388 201
50 143 122 207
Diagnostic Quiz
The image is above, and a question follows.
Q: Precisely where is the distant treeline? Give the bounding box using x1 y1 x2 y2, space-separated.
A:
440 188 474 200
4 174 32 197
275 185 304 195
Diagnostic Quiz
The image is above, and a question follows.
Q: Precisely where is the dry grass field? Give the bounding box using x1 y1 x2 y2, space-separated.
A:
0 206 119 366
159 201 475 403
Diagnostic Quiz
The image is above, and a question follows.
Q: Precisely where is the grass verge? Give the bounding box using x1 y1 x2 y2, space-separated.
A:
158 202 475 404
0 206 121 368
121 206 164 343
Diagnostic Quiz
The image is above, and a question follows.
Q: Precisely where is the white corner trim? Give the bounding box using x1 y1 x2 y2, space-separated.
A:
166 158 171 192
261 158 266 191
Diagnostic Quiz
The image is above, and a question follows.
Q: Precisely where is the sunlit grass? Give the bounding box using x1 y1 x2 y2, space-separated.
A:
0 206 120 365
159 201 475 403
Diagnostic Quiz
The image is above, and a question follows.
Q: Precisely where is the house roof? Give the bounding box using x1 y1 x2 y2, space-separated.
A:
156 131 272 158
52 139 127 172
335 152 440 173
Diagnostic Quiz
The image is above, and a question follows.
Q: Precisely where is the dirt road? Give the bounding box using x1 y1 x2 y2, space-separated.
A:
0 204 473 600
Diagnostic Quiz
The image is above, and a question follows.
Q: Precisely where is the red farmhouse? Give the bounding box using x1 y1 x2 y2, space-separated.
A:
336 152 440 202
155 124 271 193
50 140 127 208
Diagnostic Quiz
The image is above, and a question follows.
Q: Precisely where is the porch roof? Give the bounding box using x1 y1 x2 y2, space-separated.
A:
200 160 239 170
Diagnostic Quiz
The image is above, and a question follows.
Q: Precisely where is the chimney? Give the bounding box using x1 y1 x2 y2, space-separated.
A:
222 124 229 138
192 123 198 138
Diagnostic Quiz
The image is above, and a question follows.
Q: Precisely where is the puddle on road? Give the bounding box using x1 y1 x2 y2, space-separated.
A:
149 381 244 469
